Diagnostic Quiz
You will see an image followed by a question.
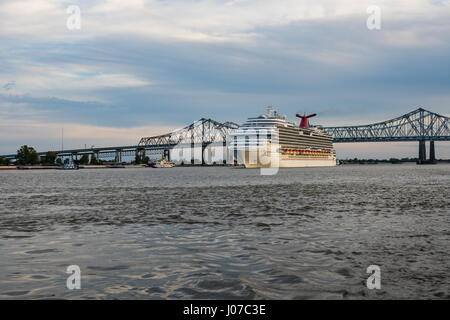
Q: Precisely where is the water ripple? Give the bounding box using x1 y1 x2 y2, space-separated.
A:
0 165 449 299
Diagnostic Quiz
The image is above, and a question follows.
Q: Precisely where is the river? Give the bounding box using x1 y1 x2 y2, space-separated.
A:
0 164 449 299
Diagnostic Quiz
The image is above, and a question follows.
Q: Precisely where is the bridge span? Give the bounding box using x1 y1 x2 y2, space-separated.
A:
1 108 449 164
322 108 450 164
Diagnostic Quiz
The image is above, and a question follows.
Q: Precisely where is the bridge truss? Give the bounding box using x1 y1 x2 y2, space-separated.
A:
322 108 450 163
138 118 239 164
138 118 239 148
322 108 450 142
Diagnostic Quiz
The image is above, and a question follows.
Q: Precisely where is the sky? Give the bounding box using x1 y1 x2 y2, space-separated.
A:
1 0 450 158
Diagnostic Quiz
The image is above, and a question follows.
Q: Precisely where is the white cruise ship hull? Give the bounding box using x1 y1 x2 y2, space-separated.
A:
244 159 336 168
242 152 336 168
280 158 336 168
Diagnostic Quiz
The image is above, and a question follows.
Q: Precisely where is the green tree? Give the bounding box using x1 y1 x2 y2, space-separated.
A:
142 156 150 164
134 154 142 164
79 154 89 165
41 151 57 165
0 157 10 166
90 154 100 165
16 145 39 165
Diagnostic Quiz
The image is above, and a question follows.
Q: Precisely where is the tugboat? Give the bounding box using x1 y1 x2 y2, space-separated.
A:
60 158 79 170
148 158 175 168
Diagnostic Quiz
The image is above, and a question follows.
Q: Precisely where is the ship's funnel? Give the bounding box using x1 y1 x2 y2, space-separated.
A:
296 113 317 129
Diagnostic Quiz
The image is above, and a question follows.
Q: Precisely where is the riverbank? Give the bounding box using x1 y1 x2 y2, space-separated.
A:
0 165 148 170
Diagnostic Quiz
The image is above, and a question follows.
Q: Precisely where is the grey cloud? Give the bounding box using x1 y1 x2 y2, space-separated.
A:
3 81 16 91
1 4 449 131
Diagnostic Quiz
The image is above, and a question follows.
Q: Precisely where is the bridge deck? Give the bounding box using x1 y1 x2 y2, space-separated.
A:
323 108 449 143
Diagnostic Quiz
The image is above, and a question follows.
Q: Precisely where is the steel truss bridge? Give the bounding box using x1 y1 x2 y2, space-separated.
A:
1 108 448 165
138 118 239 149
322 108 450 163
0 118 239 164
138 118 239 164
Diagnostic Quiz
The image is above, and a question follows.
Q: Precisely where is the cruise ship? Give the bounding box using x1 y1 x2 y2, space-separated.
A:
229 108 336 168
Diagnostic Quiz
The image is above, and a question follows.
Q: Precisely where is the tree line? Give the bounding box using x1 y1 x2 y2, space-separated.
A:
0 145 150 166
0 145 61 166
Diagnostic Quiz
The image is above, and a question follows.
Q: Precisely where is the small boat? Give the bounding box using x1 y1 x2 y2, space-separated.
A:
148 159 175 168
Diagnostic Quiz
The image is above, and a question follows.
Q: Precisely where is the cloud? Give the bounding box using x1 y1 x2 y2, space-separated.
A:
0 61 151 101
2 82 16 91
1 1 449 44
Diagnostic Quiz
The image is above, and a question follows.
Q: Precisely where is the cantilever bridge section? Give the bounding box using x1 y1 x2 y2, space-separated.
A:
138 118 239 149
322 108 450 163
138 118 239 164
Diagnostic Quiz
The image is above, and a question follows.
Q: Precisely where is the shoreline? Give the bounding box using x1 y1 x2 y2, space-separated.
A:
1 162 450 171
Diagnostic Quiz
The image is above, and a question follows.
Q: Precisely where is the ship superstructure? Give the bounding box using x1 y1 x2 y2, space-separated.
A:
229 108 336 168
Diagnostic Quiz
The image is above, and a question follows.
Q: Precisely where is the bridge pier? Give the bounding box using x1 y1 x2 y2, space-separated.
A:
418 140 426 164
115 149 122 164
417 140 437 165
191 134 195 165
201 144 205 165
201 143 212 165
164 149 170 161
430 141 436 162
223 139 227 165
